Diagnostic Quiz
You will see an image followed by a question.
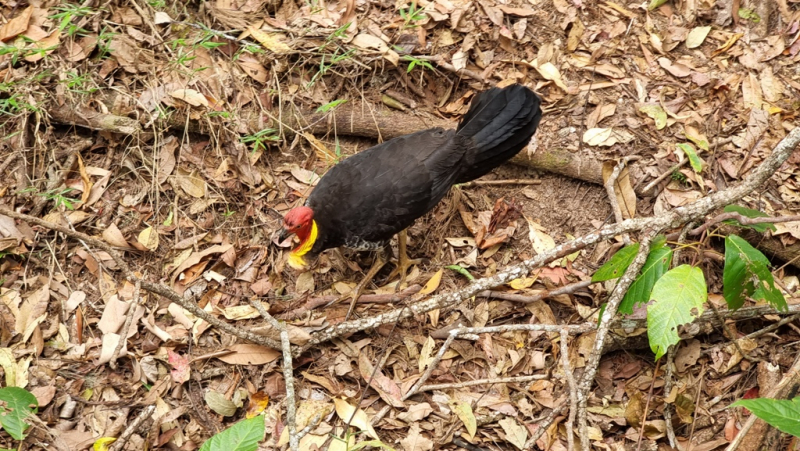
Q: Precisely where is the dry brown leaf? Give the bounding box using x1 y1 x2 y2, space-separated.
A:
102 223 130 248
170 88 209 107
602 161 637 219
400 423 434 451
358 353 404 407
0 7 32 41
216 344 280 365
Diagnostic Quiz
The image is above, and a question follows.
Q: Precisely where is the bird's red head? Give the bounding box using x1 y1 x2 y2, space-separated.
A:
281 206 317 270
282 206 314 240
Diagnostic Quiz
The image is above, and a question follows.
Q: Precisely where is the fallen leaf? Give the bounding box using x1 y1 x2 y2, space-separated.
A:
333 398 379 439
216 344 280 365
685 26 711 48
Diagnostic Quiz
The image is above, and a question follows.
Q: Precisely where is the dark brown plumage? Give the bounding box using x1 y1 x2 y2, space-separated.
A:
280 84 542 270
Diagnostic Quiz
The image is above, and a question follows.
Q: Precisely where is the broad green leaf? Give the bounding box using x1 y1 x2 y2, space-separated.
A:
639 105 667 130
723 205 777 233
723 235 785 311
592 243 640 282
619 246 673 314
199 416 264 451
676 143 703 173
731 398 800 437
0 387 38 440
647 265 706 360
752 264 788 312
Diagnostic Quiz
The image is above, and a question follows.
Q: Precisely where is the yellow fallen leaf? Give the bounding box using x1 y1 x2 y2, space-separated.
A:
419 268 444 296
93 437 116 451
247 26 292 53
333 398 379 439
137 226 159 251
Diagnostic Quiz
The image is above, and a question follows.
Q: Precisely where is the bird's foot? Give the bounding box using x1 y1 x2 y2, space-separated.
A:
387 256 424 290
340 254 387 322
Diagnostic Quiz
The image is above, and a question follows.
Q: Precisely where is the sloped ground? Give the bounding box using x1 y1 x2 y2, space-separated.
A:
1 0 800 449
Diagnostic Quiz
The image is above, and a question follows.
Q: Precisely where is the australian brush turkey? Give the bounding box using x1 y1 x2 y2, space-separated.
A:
279 84 542 317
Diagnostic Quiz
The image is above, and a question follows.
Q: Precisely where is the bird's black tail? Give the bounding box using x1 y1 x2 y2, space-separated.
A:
454 84 542 183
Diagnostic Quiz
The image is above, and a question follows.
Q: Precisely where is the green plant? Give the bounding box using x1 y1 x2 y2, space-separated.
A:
401 54 434 73
594 206 787 360
399 3 426 30
730 397 800 437
307 48 356 88
316 99 348 113
199 416 264 451
96 26 118 58
0 387 38 440
240 128 279 153
62 70 98 94
223 209 235 218
18 187 80 210
49 3 95 36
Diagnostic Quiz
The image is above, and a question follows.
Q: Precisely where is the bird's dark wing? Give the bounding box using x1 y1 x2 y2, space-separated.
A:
308 128 466 250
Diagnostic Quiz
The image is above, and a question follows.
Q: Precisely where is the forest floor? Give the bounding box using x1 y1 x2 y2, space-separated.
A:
2 0 800 450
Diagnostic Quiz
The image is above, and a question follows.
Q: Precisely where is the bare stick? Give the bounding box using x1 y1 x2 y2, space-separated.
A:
250 298 299 451
109 405 156 451
477 279 592 304
415 374 548 393
523 402 569 449
578 234 655 451
110 280 141 369
561 328 578 451
663 346 679 449
460 178 542 187
689 213 800 236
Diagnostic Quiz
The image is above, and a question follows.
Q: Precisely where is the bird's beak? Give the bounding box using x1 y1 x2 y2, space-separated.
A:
277 227 291 243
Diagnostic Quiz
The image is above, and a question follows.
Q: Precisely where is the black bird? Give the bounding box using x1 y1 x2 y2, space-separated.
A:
279 84 542 317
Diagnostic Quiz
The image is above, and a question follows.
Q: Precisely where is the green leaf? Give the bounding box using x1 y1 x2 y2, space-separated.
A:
619 246 673 314
648 0 668 10
0 387 38 440
445 265 475 281
723 235 785 311
199 416 264 451
647 265 707 360
592 243 640 282
722 205 777 233
676 143 703 173
639 105 667 130
731 398 800 437
738 8 761 22
752 263 788 312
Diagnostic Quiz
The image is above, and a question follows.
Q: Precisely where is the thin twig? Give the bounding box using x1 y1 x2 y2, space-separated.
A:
663 346 680 450
561 329 577 451
477 279 593 304
109 405 156 451
460 178 542 188
416 375 548 393
249 298 299 451
522 402 569 449
689 212 800 236
578 234 655 451
110 280 141 369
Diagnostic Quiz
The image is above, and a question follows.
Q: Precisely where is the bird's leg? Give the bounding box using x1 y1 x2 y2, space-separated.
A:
342 247 389 321
387 229 424 289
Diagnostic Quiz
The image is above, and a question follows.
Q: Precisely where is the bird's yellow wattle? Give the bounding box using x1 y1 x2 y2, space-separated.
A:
287 220 318 270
